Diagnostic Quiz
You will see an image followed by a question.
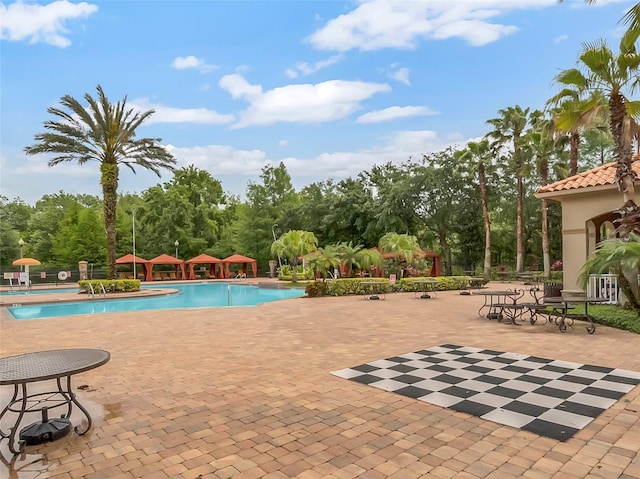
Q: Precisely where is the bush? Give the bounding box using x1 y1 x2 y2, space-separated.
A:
78 279 140 293
305 280 329 297
278 264 314 281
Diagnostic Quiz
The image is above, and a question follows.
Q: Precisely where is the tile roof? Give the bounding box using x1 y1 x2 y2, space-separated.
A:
537 158 640 195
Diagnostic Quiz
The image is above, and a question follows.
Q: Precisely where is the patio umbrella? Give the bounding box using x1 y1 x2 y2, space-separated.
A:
12 257 41 279
12 258 41 266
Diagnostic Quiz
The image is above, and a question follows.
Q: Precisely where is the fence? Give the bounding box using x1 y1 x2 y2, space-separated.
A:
587 274 618 304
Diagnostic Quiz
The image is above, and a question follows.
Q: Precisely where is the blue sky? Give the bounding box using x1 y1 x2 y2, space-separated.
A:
0 0 635 205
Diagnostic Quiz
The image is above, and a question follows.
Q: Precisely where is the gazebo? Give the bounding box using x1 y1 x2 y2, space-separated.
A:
149 254 186 280
185 254 224 280
222 254 257 278
115 254 152 281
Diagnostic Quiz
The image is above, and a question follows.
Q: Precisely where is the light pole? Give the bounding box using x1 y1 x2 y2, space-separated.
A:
271 224 282 269
132 210 137 279
18 238 24 272
174 240 179 258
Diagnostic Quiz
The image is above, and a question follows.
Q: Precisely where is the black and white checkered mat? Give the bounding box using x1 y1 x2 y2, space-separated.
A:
332 344 640 441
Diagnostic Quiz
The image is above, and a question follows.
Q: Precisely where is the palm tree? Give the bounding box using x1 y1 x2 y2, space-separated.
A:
335 241 363 277
454 139 493 277
526 111 569 277
308 245 340 280
354 248 384 276
578 234 640 313
486 105 532 272
24 85 176 278
270 230 318 283
547 91 608 176
551 36 640 236
378 232 421 278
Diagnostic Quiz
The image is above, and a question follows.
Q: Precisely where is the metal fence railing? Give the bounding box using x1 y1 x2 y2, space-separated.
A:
587 274 618 304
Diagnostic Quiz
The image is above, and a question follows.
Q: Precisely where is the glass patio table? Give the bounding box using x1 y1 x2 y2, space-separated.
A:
0 348 110 454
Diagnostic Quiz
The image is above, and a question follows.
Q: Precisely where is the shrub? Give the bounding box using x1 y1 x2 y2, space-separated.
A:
305 280 329 297
78 279 140 293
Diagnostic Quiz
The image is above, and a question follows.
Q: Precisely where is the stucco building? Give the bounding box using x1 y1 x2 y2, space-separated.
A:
535 159 640 290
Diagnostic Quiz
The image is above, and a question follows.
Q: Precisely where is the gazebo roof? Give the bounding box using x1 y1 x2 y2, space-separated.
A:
149 254 183 265
185 254 223 264
223 254 255 263
116 254 149 264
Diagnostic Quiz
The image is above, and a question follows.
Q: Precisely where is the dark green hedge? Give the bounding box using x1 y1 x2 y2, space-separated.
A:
78 279 141 293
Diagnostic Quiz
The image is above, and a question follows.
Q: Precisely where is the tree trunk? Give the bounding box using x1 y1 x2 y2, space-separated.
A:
438 228 452 276
516 175 524 273
101 162 119 280
291 259 298 283
610 93 640 237
540 159 550 278
570 132 580 176
541 198 550 278
478 162 491 277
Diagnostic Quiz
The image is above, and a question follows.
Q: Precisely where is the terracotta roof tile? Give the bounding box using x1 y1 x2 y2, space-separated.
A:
537 158 640 194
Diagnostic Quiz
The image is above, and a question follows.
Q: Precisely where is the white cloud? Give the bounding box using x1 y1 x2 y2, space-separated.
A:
278 140 288 147
389 67 410 85
170 55 217 73
554 34 568 44
285 54 345 78
357 106 438 123
129 98 235 125
168 129 464 182
308 0 556 51
219 74 391 128
0 0 98 47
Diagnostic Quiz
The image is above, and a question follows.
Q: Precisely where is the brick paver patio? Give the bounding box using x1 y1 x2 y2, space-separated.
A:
1 282 640 478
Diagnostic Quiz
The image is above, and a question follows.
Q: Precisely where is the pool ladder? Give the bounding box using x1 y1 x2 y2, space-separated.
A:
86 283 106 299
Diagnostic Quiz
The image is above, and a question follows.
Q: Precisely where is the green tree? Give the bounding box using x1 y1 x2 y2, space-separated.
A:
24 85 176 278
486 105 533 272
378 232 421 278
308 245 340 279
552 36 640 236
271 230 318 283
454 139 494 276
335 241 363 277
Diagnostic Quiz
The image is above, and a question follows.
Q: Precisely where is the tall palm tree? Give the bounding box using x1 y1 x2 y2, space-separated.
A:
486 105 532 272
454 139 493 277
547 91 608 176
526 111 569 277
25 85 176 278
271 230 318 283
551 36 640 236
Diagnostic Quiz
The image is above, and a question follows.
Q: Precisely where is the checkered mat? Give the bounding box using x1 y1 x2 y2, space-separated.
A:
332 344 640 441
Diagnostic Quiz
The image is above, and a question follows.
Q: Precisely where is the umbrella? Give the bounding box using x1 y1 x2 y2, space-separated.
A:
12 258 41 266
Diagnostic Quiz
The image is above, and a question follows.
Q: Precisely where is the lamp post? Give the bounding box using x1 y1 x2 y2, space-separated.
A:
132 210 137 279
271 224 282 269
174 240 179 259
18 238 24 272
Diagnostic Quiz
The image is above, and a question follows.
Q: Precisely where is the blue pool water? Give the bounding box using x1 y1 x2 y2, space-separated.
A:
0 288 78 296
8 283 305 320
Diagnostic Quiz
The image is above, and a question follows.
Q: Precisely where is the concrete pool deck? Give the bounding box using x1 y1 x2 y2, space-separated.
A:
1 281 640 478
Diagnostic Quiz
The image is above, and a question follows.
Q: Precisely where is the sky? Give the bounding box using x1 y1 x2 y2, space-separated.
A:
0 0 636 205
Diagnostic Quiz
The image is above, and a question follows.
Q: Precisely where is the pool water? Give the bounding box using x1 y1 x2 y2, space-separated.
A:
0 287 78 296
8 283 305 320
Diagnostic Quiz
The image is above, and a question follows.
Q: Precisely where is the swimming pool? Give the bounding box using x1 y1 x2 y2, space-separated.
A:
0 287 78 296
8 283 305 320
